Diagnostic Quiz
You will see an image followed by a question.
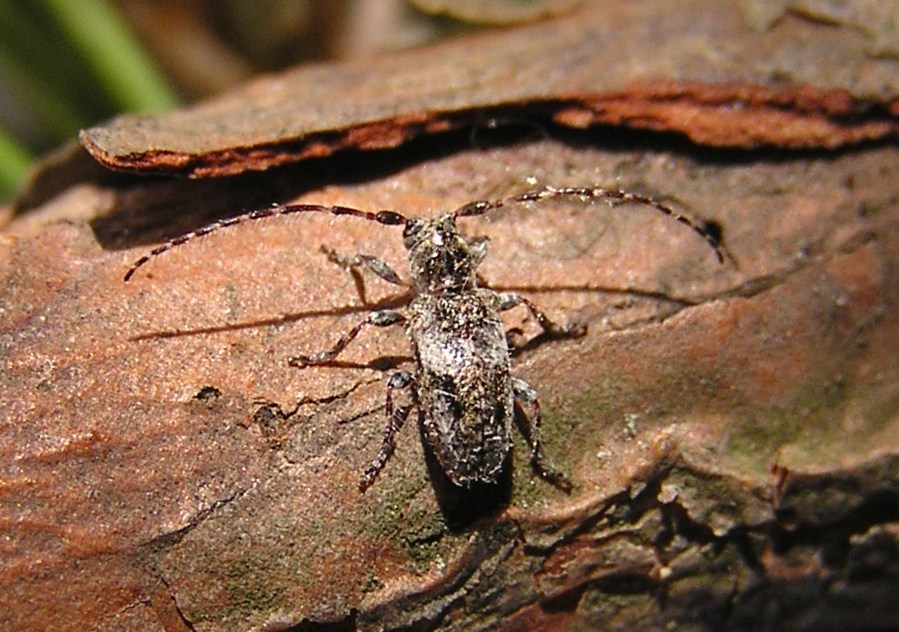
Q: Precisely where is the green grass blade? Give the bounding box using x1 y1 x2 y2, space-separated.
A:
0 126 34 198
40 0 179 112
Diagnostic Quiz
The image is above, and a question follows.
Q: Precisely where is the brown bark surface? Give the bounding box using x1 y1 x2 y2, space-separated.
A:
2 2 898 631
76 0 897 179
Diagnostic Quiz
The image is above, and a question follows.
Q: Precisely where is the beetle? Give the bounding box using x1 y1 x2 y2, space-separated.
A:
125 186 725 492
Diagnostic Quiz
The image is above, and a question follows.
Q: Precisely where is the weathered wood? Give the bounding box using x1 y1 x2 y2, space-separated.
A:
77 0 897 178
2 2 898 630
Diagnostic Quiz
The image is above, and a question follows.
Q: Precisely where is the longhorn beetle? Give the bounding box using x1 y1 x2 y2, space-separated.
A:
125 186 725 492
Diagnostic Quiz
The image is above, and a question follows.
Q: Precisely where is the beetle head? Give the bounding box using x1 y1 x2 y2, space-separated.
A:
403 214 476 293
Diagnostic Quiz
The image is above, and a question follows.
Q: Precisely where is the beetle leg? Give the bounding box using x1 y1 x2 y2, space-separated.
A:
468 235 490 268
359 370 416 492
322 245 408 304
287 310 405 367
498 292 586 339
512 377 573 493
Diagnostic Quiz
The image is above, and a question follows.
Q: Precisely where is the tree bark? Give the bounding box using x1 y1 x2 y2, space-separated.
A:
2 2 898 631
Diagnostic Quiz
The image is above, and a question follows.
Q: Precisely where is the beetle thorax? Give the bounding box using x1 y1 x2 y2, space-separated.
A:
403 214 476 294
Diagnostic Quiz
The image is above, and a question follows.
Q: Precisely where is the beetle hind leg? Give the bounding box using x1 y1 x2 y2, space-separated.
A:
359 371 416 492
512 377 573 493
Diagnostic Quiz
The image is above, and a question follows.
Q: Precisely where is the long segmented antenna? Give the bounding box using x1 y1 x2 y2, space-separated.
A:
454 186 726 263
124 203 408 281
125 186 726 281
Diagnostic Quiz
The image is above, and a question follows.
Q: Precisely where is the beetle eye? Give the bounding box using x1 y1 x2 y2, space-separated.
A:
403 220 423 241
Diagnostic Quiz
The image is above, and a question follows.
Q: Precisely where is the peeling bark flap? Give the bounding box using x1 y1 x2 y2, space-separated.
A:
80 0 898 177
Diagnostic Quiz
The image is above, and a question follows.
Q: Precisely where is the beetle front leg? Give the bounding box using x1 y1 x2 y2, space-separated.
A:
322 245 408 304
359 370 416 492
498 292 586 339
512 377 573 493
287 310 405 367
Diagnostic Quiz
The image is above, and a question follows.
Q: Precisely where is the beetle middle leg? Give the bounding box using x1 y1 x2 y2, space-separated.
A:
512 377 573 493
287 310 406 367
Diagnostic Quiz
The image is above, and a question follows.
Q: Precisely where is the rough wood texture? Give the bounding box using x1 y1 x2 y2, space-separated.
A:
77 0 897 178
2 2 898 631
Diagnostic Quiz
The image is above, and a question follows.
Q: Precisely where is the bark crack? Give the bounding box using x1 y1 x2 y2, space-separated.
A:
159 572 197 632
139 486 250 553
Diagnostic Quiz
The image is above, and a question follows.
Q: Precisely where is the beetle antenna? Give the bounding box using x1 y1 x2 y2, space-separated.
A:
124 203 408 281
454 185 726 263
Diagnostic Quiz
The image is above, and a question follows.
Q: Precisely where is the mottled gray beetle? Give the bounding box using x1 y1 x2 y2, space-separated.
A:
125 186 725 492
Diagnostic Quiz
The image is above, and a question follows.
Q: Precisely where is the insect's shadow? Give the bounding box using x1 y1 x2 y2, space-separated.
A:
128 276 688 343
127 280 681 514
129 289 576 529
422 440 514 531
127 291 412 342
122 179 725 526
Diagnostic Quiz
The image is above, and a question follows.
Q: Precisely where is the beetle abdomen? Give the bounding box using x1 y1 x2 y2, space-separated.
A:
409 291 513 486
